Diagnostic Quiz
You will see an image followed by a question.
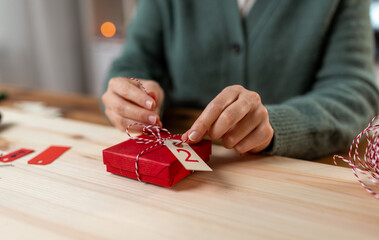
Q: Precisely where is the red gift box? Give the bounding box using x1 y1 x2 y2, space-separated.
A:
103 134 212 187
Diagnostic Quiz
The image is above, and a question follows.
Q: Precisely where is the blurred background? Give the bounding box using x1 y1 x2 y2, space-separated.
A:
0 0 379 97
0 0 135 96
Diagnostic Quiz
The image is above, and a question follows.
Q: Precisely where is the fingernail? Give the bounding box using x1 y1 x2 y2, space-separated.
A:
148 115 156 124
189 131 199 141
146 100 153 109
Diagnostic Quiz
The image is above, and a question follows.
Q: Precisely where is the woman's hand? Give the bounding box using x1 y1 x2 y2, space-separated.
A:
182 85 274 154
102 77 164 131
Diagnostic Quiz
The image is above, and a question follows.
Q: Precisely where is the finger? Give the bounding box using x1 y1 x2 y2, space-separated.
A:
222 106 267 149
183 87 240 143
233 121 274 154
147 91 157 101
109 77 156 110
105 93 159 125
105 109 144 132
208 96 255 139
142 80 165 108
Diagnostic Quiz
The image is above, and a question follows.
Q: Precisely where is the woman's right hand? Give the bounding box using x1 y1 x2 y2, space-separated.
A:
102 77 164 131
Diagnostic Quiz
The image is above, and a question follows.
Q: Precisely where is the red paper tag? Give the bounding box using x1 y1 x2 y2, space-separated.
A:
0 148 34 163
28 146 70 165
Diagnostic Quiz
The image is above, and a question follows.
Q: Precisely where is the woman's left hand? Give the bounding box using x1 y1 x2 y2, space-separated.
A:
182 85 274 153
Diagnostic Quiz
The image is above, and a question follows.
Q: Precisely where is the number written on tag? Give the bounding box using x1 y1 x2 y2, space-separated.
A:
176 149 198 162
164 140 212 171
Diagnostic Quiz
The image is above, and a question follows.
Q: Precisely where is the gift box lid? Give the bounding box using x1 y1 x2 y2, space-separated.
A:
103 134 212 181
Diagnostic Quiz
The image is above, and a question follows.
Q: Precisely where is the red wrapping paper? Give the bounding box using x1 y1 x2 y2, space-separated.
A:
103 134 212 187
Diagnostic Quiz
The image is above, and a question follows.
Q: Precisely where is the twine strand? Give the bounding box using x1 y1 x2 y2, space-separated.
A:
125 77 186 181
333 115 379 199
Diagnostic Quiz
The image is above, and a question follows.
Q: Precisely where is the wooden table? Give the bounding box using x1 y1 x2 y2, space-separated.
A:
0 86 378 239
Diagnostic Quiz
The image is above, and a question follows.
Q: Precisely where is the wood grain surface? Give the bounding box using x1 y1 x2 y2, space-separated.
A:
0 108 378 240
0 85 110 126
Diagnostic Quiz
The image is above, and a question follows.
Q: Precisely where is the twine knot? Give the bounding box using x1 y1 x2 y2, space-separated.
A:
126 122 185 181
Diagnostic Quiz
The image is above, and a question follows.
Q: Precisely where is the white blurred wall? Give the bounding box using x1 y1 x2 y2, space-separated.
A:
0 0 87 93
0 0 37 88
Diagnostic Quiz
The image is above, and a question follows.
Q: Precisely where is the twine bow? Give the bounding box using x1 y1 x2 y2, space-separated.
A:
126 123 185 181
124 77 187 181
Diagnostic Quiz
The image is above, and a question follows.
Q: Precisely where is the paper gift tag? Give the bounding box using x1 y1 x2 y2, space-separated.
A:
164 140 212 171
0 148 34 163
28 146 70 165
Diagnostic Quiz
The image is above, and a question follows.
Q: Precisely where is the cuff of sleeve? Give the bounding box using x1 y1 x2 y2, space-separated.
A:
264 105 313 158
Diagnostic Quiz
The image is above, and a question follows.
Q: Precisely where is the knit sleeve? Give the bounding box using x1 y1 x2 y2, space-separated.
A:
265 0 379 159
105 0 166 83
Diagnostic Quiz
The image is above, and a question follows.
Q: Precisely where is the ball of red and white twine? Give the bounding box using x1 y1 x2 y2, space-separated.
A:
333 115 379 199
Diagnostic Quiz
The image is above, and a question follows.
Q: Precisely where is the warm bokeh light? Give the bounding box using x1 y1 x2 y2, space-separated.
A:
100 21 116 38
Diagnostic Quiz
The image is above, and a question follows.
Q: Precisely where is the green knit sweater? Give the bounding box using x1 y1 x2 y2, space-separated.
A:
107 0 379 159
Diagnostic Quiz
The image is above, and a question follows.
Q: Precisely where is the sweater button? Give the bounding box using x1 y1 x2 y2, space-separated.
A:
230 43 241 54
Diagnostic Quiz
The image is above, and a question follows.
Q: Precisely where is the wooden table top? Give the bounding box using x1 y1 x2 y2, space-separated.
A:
0 85 377 239
0 85 110 126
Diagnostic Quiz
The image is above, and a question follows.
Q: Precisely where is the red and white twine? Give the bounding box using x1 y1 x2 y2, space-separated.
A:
126 123 184 181
126 77 149 95
333 115 379 199
125 77 186 181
